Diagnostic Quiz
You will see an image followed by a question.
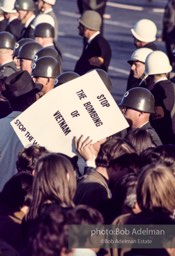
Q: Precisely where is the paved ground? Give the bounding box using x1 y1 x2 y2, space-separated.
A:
54 0 166 103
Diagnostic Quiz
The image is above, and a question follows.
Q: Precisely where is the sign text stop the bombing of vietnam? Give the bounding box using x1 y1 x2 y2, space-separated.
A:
11 71 129 156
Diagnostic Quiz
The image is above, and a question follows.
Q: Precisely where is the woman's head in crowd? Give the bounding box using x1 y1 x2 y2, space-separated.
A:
0 172 33 214
125 128 156 155
16 145 49 175
28 153 77 220
136 162 175 216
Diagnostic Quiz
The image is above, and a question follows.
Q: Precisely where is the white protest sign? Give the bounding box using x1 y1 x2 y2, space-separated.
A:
11 70 129 156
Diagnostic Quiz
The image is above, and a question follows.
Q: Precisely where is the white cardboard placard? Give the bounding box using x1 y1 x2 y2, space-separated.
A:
11 71 129 156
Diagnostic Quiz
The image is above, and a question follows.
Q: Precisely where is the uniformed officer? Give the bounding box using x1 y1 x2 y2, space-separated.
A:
74 10 111 75
126 48 153 90
13 38 34 70
17 41 42 74
119 87 162 146
1 0 24 41
77 0 107 34
36 0 58 41
15 0 36 39
0 31 17 79
54 71 80 87
145 50 175 144
32 56 61 95
127 19 158 92
34 22 62 58
34 46 62 71
0 2 8 32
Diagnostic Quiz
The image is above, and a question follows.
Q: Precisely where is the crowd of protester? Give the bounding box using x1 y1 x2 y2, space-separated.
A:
0 0 175 255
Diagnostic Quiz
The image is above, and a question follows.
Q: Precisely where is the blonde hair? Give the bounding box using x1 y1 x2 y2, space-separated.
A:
137 163 175 215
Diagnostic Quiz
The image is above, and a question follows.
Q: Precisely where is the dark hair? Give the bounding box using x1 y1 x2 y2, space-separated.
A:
27 153 77 220
107 153 140 219
0 172 33 214
71 204 104 224
125 128 156 154
140 144 175 174
16 145 49 174
96 137 135 168
28 205 71 256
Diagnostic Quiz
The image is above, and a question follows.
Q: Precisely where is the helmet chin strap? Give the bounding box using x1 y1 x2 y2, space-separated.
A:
138 74 148 86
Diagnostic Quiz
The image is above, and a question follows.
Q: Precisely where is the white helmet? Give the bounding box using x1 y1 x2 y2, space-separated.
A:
1 0 17 13
33 14 55 28
43 0 56 4
145 50 172 75
131 19 157 43
128 48 153 64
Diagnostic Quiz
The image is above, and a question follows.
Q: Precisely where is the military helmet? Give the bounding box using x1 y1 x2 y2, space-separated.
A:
13 38 34 58
79 10 102 31
119 87 155 113
131 19 157 43
54 71 80 87
32 56 61 78
145 50 172 75
0 31 16 50
43 0 56 5
15 0 35 11
34 47 61 65
18 41 42 60
34 23 55 38
1 0 17 14
95 69 112 92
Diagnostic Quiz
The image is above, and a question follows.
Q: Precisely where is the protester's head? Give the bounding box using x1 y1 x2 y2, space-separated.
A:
107 153 140 218
140 144 175 176
137 163 175 215
128 48 153 79
125 128 156 155
96 136 135 168
120 87 155 128
1 70 43 111
131 19 157 48
27 153 77 220
16 145 49 175
0 172 33 214
72 205 104 224
78 10 102 38
28 204 74 256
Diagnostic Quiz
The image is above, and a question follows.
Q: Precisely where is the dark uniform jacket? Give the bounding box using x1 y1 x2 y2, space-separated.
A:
150 79 175 144
0 19 8 32
141 122 162 146
74 33 111 75
20 18 35 39
6 19 24 41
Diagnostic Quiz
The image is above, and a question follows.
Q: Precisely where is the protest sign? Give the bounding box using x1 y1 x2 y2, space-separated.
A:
11 70 129 156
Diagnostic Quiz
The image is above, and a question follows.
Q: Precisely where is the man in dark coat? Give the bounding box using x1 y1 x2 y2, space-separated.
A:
1 1 24 41
74 10 111 75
